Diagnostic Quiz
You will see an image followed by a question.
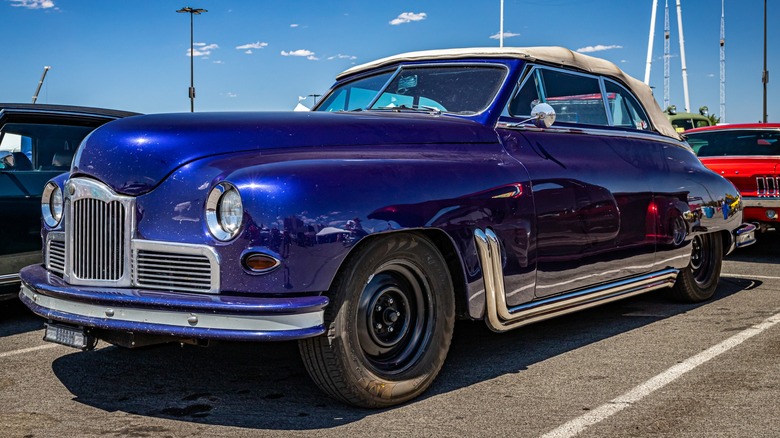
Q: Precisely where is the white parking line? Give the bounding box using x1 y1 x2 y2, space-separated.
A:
541 311 780 438
0 344 59 359
722 273 780 281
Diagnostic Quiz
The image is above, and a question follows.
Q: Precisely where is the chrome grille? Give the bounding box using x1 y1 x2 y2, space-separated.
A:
47 238 65 275
134 250 214 292
72 198 126 280
47 178 219 294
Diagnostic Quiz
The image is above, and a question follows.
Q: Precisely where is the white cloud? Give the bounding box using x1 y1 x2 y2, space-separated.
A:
226 92 237 98
489 31 520 40
620 59 627 63
390 12 427 25
236 41 268 50
213 60 224 64
281 49 319 60
707 73 715 78
576 44 623 53
327 54 357 61
290 23 299 28
188 42 219 57
10 0 55 9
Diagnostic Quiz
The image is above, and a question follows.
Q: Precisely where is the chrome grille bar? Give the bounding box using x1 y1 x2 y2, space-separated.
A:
46 233 65 276
73 198 125 280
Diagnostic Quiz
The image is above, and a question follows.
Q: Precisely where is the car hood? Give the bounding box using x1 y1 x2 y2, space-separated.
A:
72 111 498 196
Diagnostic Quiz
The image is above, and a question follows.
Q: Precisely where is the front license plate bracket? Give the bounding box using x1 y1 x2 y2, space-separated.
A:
43 322 97 350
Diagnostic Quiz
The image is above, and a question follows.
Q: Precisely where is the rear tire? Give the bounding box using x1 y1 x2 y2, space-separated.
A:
298 233 455 408
670 232 723 302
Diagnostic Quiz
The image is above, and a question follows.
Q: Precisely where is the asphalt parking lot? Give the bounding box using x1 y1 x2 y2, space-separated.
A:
1 234 778 438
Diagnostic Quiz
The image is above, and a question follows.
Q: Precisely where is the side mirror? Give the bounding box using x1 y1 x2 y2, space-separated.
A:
530 103 556 128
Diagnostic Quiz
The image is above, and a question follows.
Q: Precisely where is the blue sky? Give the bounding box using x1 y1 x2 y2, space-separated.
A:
2 0 777 123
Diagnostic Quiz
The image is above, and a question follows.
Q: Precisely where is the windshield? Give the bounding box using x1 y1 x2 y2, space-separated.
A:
688 129 780 156
317 65 507 115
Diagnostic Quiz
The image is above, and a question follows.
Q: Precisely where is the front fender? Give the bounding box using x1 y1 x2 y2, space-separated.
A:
135 144 534 304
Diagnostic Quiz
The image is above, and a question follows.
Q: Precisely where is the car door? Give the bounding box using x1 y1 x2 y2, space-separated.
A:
497 66 665 301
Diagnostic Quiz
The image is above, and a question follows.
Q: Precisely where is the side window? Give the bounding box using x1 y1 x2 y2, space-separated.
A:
0 132 34 171
540 69 607 126
506 70 542 117
317 72 394 112
604 80 650 130
0 123 94 172
506 67 608 126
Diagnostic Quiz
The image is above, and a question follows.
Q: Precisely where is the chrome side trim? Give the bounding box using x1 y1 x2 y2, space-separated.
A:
474 228 679 332
21 284 323 332
0 273 20 286
496 121 686 148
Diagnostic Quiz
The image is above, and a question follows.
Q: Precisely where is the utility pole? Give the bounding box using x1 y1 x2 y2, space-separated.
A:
499 0 504 48
720 0 726 123
32 66 51 104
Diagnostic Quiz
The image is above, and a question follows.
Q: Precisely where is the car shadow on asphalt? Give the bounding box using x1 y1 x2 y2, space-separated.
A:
0 291 44 337
49 277 755 430
725 231 780 264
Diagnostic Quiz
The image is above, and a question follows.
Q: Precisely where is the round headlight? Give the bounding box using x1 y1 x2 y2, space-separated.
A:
206 182 243 241
41 182 64 227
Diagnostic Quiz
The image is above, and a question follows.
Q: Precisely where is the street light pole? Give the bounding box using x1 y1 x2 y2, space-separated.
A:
762 0 769 123
177 7 207 112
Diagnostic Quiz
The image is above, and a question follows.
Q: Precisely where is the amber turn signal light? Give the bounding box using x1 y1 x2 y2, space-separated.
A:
243 253 281 273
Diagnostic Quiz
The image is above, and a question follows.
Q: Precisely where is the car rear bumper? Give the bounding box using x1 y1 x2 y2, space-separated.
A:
742 197 780 208
19 264 327 342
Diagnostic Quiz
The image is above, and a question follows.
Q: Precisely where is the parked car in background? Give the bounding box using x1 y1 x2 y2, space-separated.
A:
0 104 139 298
19 47 754 407
665 105 713 132
687 123 780 234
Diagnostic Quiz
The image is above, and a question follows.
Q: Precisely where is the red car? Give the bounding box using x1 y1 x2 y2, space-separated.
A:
686 123 780 233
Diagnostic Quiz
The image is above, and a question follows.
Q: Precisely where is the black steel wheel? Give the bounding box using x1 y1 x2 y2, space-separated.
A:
670 232 723 302
299 233 455 408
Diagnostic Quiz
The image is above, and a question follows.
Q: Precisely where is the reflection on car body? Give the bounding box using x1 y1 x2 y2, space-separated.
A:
19 47 755 407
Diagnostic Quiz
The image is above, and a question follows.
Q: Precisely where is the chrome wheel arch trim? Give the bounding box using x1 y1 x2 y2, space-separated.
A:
473 228 679 332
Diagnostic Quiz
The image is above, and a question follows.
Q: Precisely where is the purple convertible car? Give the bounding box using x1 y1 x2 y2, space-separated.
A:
20 47 755 407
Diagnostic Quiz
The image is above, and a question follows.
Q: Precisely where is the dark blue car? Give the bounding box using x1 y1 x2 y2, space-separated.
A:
20 47 755 407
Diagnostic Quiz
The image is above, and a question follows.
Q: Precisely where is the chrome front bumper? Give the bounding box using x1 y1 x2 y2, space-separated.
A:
19 264 327 343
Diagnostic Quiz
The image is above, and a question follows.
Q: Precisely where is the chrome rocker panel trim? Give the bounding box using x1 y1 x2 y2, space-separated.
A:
19 265 327 342
474 228 679 332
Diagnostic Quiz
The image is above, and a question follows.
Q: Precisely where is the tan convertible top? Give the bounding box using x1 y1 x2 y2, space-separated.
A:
338 47 680 140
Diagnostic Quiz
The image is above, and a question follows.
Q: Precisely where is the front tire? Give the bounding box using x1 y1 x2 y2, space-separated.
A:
299 233 455 408
670 232 723 302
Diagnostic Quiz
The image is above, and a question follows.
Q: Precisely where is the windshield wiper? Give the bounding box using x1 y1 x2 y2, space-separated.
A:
371 104 442 115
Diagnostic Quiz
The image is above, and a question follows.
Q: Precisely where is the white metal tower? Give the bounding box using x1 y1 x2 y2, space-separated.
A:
644 0 659 84
664 0 671 110
720 0 726 122
676 0 691 112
